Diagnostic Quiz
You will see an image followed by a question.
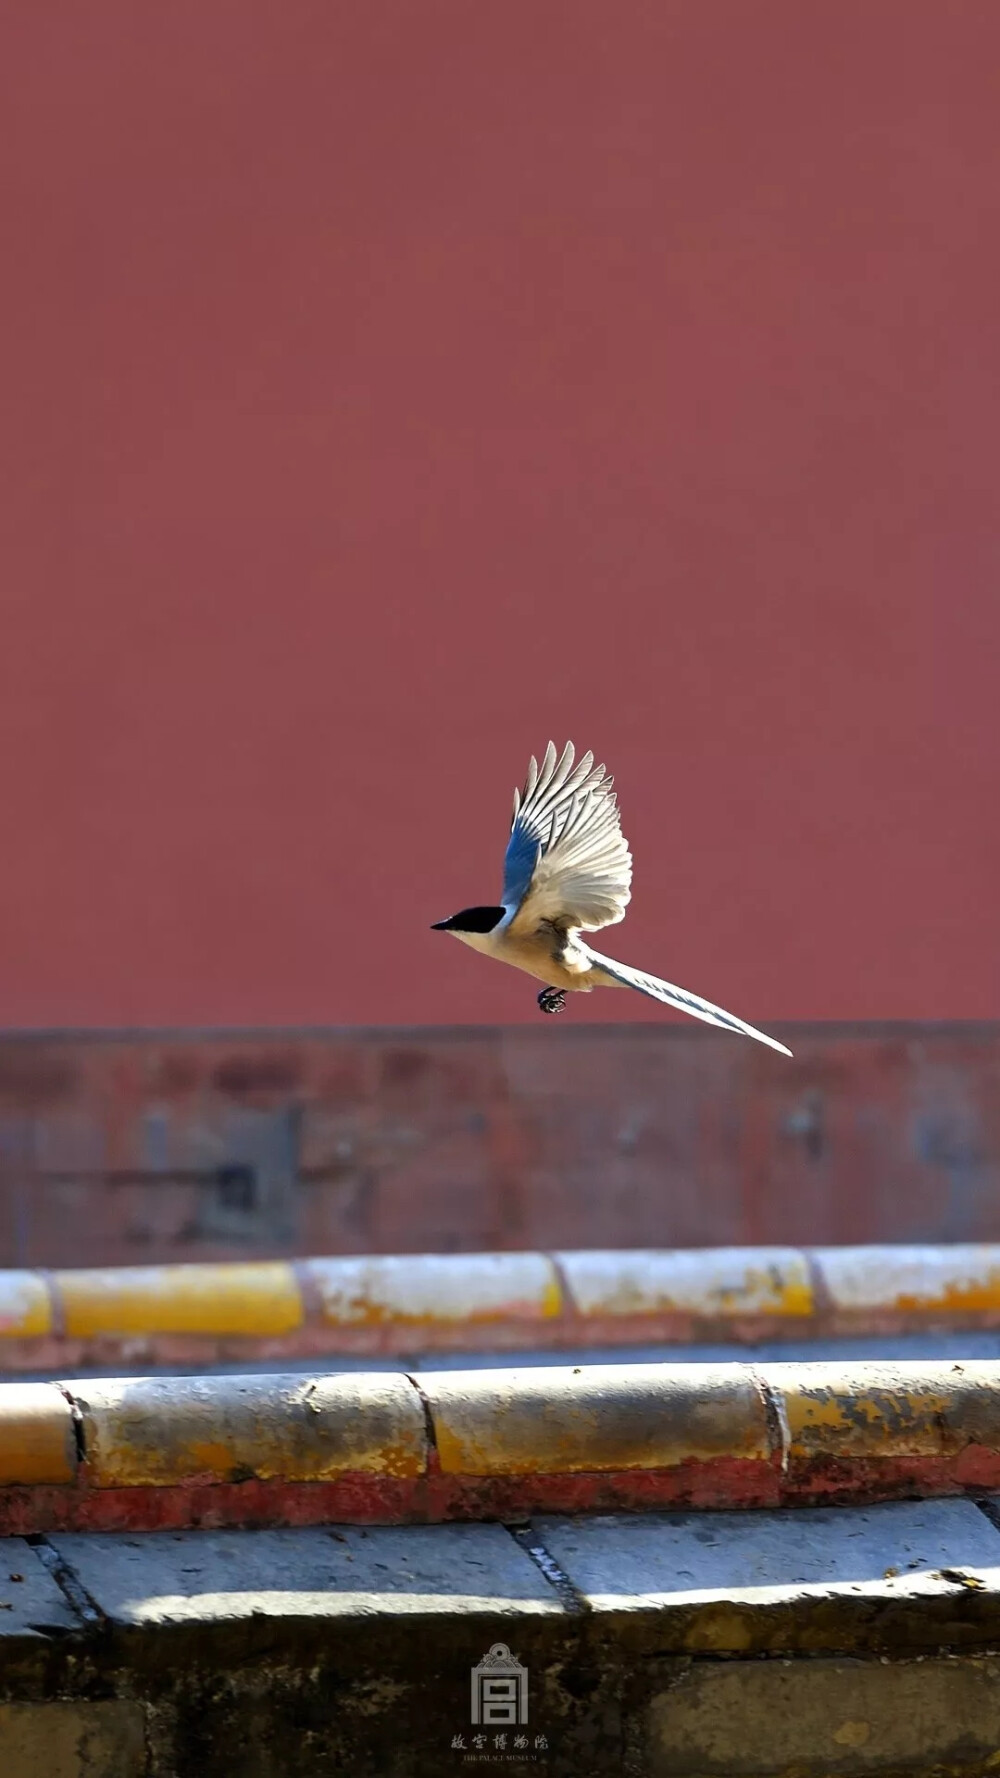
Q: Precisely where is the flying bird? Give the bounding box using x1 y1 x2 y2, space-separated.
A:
432 741 791 1056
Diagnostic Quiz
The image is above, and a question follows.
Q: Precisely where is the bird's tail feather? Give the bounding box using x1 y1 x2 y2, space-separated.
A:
585 948 792 1057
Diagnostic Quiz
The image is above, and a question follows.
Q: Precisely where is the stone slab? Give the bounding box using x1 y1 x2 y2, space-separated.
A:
534 1499 1000 1653
537 1499 1000 1605
8 1506 1000 1773
0 1538 82 1643
50 1521 565 1625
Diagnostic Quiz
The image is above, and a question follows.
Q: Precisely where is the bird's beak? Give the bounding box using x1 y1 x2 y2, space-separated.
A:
431 919 451 930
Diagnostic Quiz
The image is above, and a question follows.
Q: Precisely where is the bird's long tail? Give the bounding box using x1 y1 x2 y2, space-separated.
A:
585 948 792 1056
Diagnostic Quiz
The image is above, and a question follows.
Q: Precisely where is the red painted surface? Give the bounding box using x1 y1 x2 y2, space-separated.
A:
8 1455 1000 1537
2 1027 1000 1265
1 6 999 1028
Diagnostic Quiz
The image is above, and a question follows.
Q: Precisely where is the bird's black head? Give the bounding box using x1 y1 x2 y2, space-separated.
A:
431 905 506 934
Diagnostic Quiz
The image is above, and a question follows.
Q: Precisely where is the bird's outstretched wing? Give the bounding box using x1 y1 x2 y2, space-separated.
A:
502 741 632 934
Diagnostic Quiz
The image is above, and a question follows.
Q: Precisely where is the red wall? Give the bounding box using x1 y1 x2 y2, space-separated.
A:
3 1027 1000 1267
1 4 998 1028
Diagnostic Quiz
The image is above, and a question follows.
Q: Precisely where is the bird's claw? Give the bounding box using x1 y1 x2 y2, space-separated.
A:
538 987 567 1015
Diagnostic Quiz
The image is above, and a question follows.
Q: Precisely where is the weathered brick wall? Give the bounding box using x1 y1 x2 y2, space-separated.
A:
0 1025 997 1266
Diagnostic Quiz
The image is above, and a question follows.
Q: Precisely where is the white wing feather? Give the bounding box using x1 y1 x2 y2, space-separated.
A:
503 741 632 934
